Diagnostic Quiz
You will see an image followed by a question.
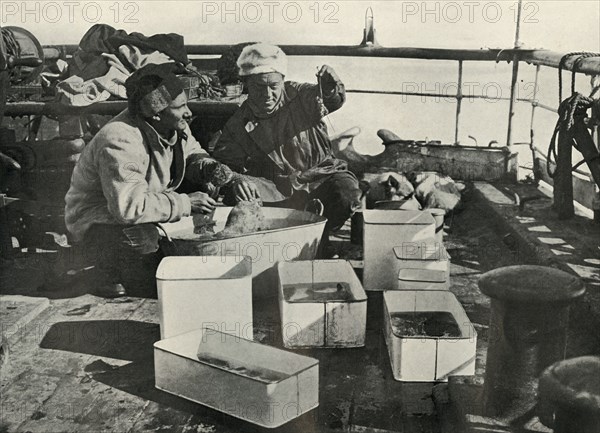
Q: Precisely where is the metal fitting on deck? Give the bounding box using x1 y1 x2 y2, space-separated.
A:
538 356 600 433
478 265 585 421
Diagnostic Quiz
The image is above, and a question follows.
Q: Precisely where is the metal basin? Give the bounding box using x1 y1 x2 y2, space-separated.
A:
158 207 327 297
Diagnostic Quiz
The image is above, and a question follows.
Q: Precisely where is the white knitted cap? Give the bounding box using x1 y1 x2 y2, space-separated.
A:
237 43 287 77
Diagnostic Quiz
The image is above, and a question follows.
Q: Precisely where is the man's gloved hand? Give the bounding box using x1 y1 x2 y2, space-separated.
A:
203 161 235 187
230 174 261 202
317 65 340 95
188 191 217 214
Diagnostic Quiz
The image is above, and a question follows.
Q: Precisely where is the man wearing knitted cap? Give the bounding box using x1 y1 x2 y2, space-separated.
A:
62 63 233 297
213 44 362 255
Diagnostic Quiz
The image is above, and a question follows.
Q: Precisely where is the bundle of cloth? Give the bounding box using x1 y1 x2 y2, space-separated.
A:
361 170 465 214
330 128 465 214
409 171 465 213
56 24 191 106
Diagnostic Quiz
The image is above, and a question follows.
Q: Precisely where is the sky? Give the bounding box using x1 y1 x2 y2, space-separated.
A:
1 1 599 52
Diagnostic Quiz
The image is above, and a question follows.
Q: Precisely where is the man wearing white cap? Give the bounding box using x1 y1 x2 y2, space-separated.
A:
213 43 361 251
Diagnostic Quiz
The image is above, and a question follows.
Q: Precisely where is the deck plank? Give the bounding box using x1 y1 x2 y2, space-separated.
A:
0 295 50 344
127 298 159 324
6 295 149 432
0 372 62 432
123 298 200 433
1 294 100 389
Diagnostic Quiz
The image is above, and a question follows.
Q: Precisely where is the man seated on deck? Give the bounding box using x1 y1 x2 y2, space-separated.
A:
62 63 235 298
213 43 362 256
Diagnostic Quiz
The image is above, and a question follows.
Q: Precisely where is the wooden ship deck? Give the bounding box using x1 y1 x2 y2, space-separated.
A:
1 181 599 433
1 5 599 431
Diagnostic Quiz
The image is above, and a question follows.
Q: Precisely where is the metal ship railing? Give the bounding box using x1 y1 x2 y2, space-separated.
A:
3 5 600 215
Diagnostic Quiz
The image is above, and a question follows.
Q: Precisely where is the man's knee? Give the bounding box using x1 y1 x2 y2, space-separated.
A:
326 174 361 210
121 224 160 255
319 173 362 230
83 223 159 265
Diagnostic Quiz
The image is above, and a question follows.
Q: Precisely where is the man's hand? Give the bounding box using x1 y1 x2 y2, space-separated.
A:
188 191 217 214
204 161 234 187
232 178 261 202
317 65 340 94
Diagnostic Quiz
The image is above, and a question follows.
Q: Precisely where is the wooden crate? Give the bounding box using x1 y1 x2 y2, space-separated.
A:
154 328 319 428
278 260 367 348
383 290 476 382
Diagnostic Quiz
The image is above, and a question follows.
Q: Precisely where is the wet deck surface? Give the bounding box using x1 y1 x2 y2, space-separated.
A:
1 184 598 433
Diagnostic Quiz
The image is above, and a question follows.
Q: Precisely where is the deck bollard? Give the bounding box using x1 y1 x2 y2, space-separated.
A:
537 356 600 433
478 265 585 420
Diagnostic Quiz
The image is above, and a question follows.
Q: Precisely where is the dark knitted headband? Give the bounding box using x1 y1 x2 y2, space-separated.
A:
126 63 185 117
137 78 184 117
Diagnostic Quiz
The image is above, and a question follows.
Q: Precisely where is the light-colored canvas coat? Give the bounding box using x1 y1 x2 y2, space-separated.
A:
65 110 214 241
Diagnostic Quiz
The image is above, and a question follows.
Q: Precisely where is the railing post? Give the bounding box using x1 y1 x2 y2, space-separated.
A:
454 60 463 145
529 65 541 180
506 0 523 152
506 64 519 147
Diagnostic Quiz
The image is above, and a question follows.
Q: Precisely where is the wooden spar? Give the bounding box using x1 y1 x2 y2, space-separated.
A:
523 51 600 76
6 91 536 118
43 44 529 62
42 43 600 76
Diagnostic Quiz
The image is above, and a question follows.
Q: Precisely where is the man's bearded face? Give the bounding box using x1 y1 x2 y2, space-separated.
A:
246 72 285 116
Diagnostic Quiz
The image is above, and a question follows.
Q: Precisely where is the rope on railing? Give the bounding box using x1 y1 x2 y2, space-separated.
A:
547 93 599 177
558 52 600 105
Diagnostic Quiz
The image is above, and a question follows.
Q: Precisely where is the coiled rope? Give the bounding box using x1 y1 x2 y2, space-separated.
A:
550 52 600 178
547 93 599 177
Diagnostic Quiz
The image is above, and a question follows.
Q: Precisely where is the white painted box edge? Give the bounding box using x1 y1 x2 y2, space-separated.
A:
156 256 254 339
154 328 319 428
277 260 367 348
383 290 477 382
